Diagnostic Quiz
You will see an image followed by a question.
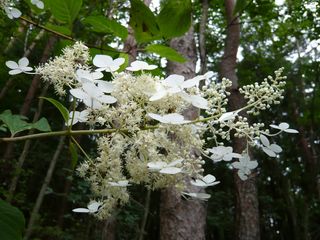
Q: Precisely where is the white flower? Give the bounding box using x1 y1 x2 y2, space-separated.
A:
93 55 125 72
5 57 33 75
232 154 258 180
72 201 102 213
182 192 211 200
147 113 190 125
126 60 157 71
259 135 282 157
31 0 44 9
208 146 242 162
108 180 131 187
183 71 214 88
190 174 220 188
147 159 183 174
76 69 104 84
180 92 209 109
4 6 21 19
270 122 299 133
70 82 117 109
66 110 89 126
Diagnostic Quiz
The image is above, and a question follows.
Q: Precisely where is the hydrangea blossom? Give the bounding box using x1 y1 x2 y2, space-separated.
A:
72 201 102 213
12 42 296 220
6 57 33 75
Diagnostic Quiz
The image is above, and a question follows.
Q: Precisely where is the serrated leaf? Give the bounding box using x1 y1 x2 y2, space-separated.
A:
145 44 186 63
32 118 51 132
83 16 128 40
0 199 25 240
69 142 78 169
129 0 161 43
47 0 82 25
157 0 192 38
41 97 69 123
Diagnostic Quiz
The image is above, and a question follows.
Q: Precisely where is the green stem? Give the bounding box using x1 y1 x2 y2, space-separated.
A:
70 136 91 161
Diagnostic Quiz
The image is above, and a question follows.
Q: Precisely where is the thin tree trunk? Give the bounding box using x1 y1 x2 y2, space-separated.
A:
220 0 260 239
23 136 66 240
160 27 206 240
199 0 209 75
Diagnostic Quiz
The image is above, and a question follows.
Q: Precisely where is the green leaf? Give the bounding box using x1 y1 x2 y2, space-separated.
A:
83 16 128 40
69 142 78 169
32 118 52 132
233 0 248 16
157 0 192 38
45 23 72 36
0 110 32 137
47 0 82 25
41 97 69 123
145 44 186 63
129 0 161 43
0 199 25 240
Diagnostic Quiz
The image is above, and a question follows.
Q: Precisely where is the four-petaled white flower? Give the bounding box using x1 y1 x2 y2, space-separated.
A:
207 146 242 162
6 57 33 75
259 134 282 157
70 82 117 109
217 111 239 122
147 113 190 125
31 0 44 9
184 71 214 87
190 174 220 188
182 192 211 200
232 154 258 180
147 159 183 174
126 60 157 71
270 122 299 133
4 6 21 19
180 92 209 109
72 201 102 213
108 180 131 187
76 69 104 84
67 110 89 126
93 55 125 72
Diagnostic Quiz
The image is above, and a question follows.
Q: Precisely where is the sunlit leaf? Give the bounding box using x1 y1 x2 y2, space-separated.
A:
145 44 186 63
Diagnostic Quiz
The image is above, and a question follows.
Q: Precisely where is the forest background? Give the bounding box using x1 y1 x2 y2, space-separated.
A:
0 0 319 239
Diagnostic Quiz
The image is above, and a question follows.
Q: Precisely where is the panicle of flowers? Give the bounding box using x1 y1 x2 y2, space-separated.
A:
7 41 298 219
36 42 90 96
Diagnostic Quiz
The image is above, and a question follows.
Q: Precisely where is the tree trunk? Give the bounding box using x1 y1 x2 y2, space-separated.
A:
159 27 206 240
220 0 260 239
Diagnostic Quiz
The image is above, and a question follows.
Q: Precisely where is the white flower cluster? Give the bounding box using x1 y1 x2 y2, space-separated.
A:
6 42 298 219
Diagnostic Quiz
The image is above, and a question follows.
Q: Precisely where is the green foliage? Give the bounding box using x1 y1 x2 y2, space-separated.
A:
157 0 192 38
69 142 78 169
0 199 25 240
83 16 128 40
145 44 186 63
46 0 82 26
233 0 248 16
45 23 72 36
0 110 51 137
41 97 69 123
129 0 161 43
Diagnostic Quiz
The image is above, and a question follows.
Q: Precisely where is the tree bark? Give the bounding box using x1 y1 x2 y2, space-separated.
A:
159 27 207 240
220 0 260 239
199 0 209 75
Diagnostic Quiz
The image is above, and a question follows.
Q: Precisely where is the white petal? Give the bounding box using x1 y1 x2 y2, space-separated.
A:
18 57 29 67
237 170 248 181
260 134 270 147
218 111 237 122
147 113 164 122
37 1 44 9
247 160 258 169
162 113 190 124
284 128 299 134
96 81 114 93
93 55 113 68
160 167 181 174
190 179 208 187
20 66 33 72
83 83 103 97
98 95 117 104
87 202 101 212
11 8 22 18
145 64 157 70
9 69 22 75
147 161 167 170
204 71 214 79
72 208 90 213
270 124 281 130
269 144 282 153
149 90 167 101
70 88 88 100
279 122 289 130
231 161 242 169
189 95 208 109
202 174 216 184
183 192 211 200
113 58 125 66
6 60 18 69
163 74 184 87
167 159 183 167
262 147 276 157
